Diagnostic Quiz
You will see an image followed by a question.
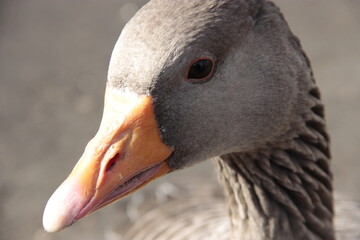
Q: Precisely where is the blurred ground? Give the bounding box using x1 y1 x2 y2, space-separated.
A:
0 1 359 240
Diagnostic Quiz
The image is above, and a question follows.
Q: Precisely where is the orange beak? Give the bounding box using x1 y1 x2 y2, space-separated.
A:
43 87 174 232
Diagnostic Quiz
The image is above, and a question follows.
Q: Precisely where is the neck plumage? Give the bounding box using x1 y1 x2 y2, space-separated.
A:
213 86 334 240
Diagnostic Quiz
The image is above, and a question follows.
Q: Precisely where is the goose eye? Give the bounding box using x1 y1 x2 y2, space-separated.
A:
186 58 214 83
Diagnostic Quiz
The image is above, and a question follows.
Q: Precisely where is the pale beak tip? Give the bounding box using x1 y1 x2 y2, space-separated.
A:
42 180 84 233
42 214 69 233
43 192 72 233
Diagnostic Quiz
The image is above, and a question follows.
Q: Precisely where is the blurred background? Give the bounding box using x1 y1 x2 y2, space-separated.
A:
0 0 359 239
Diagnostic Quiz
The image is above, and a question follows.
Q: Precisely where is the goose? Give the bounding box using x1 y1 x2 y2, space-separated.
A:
42 0 359 239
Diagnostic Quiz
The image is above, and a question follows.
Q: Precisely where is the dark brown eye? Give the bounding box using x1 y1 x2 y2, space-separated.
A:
186 57 215 83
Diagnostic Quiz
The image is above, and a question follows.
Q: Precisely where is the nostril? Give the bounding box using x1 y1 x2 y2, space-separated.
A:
106 153 120 172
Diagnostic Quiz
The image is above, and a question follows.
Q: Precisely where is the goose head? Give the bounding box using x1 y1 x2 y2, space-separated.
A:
43 0 312 232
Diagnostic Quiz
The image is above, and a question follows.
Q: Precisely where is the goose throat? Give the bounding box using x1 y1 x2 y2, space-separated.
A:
213 93 334 240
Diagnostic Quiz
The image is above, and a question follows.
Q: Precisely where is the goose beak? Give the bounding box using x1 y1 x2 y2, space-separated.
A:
43 87 174 232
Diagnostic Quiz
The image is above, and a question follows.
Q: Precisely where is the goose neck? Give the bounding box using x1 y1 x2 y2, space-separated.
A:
213 122 334 239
